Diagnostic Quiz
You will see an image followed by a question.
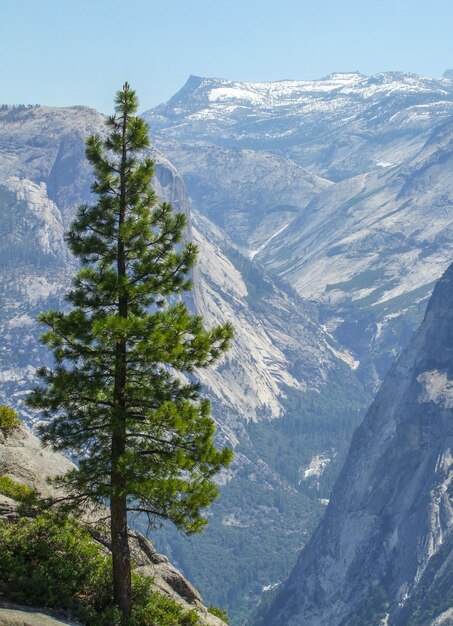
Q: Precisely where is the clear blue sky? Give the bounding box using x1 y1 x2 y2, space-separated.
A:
2 0 453 113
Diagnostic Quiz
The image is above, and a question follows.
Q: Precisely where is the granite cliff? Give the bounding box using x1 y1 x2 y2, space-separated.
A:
259 263 453 625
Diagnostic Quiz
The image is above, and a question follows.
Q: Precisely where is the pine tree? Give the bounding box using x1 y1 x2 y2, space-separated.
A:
28 83 233 621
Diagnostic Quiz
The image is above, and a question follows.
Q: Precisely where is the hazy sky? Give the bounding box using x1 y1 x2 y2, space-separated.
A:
3 0 453 113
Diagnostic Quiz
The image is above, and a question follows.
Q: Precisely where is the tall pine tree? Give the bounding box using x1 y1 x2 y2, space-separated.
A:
28 83 233 621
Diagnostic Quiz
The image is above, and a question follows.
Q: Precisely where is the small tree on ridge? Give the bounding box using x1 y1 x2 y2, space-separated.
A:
28 83 233 621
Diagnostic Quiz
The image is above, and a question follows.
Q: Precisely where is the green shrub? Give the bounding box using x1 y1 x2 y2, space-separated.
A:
0 512 202 625
0 475 43 517
87 575 201 626
0 406 20 434
0 513 111 615
208 606 229 623
0 475 34 502
130 583 200 626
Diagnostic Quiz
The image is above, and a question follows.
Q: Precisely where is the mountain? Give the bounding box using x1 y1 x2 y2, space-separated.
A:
143 72 453 391
0 104 362 429
259 120 453 303
257 119 453 387
144 72 453 181
143 138 331 254
0 104 368 624
257 262 453 626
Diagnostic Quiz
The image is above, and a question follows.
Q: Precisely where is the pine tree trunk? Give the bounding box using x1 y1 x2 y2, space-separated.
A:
111 334 132 621
111 483 132 620
111 86 132 622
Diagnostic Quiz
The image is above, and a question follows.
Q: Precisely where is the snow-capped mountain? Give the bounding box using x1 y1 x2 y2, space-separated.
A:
258 262 453 626
144 72 453 180
143 71 453 391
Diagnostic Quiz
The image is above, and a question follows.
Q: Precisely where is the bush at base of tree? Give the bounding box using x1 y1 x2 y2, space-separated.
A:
0 513 112 618
0 512 204 625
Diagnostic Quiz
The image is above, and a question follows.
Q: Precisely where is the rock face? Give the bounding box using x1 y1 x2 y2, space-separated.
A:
0 424 73 498
0 602 80 626
259 263 453 626
0 425 226 626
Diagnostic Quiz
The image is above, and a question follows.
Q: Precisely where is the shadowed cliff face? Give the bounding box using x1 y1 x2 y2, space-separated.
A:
260 263 453 626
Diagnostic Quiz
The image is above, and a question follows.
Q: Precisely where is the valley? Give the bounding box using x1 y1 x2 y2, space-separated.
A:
1 70 452 624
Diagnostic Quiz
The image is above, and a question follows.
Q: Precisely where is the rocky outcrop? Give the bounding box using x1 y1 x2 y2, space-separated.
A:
0 602 80 626
260 263 453 625
0 426 226 626
0 425 73 498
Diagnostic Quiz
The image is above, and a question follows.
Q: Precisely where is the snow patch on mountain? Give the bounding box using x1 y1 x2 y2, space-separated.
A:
249 222 291 260
21 275 64 304
0 365 36 383
7 314 34 329
208 87 265 104
327 344 360 369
